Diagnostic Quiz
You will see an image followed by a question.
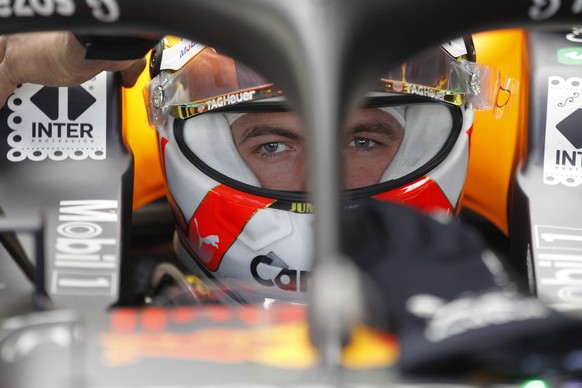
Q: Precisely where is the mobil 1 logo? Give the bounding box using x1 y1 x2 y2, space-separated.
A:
4 72 107 162
535 224 582 311
52 199 119 298
544 76 582 187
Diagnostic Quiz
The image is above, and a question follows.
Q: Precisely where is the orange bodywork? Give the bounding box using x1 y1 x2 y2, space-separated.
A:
463 29 530 236
121 54 166 211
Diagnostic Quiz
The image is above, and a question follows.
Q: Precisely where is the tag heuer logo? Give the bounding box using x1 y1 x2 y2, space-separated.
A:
4 73 108 162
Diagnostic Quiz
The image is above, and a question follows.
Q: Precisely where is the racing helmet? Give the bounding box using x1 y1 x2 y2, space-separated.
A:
144 37 501 305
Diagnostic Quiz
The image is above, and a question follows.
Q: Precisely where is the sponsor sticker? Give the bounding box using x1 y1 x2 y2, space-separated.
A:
441 38 468 58
5 73 107 162
534 224 582 311
543 76 582 187
251 252 311 293
159 39 206 72
557 47 582 65
528 0 582 20
0 0 119 22
406 291 549 343
99 306 396 369
51 200 119 297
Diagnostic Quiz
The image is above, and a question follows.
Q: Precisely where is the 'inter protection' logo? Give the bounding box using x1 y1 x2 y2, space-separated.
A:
5 73 107 162
544 76 582 187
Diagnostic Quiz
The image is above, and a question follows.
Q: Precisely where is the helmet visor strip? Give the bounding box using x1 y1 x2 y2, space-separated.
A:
145 39 505 127
145 45 283 126
377 43 501 110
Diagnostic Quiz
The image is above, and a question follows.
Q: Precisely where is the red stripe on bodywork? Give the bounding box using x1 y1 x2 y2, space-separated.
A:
187 185 275 271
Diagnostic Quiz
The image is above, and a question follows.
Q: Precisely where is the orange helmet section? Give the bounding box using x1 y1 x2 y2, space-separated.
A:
122 54 166 211
462 29 529 236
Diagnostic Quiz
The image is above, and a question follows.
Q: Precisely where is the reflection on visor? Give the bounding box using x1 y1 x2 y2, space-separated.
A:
175 101 459 194
145 39 513 127
145 44 284 125
378 44 497 108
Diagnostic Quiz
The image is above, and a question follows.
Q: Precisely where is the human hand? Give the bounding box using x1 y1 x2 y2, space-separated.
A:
0 31 146 108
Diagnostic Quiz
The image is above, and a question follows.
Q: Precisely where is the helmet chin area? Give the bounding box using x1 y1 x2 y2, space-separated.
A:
173 207 313 306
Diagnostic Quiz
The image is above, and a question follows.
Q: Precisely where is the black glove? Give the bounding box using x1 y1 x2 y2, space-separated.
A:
341 201 582 378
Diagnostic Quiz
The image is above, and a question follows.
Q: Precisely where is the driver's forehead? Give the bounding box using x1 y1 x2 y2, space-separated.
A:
230 108 403 133
347 108 403 129
231 111 300 131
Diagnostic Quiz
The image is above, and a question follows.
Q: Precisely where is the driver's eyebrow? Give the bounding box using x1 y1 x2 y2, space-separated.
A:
347 121 403 141
236 125 303 145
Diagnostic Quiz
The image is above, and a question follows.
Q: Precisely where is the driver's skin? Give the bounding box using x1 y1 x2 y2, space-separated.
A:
230 110 404 191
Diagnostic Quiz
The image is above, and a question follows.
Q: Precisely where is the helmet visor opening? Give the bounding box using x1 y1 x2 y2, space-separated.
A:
174 98 461 196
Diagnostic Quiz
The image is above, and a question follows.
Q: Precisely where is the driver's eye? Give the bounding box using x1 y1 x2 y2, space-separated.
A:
352 138 373 148
262 142 282 153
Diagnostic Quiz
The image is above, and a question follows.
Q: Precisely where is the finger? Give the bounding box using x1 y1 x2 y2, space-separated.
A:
120 58 147 88
0 78 16 109
0 35 6 63
0 35 14 108
0 66 17 110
